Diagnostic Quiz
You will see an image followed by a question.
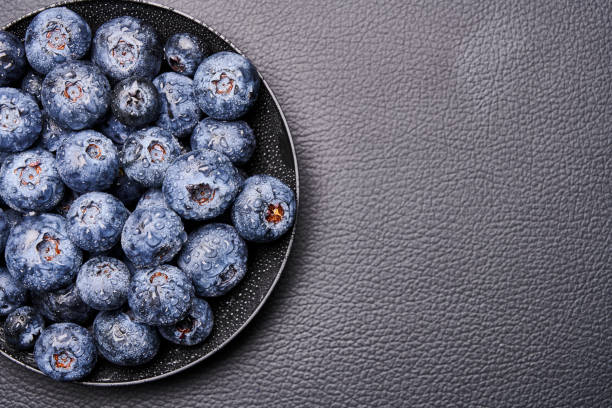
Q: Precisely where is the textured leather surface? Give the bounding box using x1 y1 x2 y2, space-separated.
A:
2 0 612 406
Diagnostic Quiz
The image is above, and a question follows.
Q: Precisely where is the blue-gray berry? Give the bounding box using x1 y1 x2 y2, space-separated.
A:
41 61 110 130
119 126 181 187
76 257 130 311
191 117 255 165
121 206 186 267
34 323 96 382
128 264 193 325
93 310 159 366
231 175 296 242
56 130 119 193
66 192 129 252
158 297 213 345
4 306 45 350
5 213 82 292
178 223 247 297
92 16 161 81
194 51 260 120
0 87 42 152
25 7 91 74
162 149 242 220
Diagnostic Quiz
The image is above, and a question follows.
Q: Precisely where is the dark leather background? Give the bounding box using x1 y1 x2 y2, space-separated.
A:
2 0 612 406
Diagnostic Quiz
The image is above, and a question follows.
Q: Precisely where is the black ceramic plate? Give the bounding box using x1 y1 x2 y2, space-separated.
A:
0 0 298 386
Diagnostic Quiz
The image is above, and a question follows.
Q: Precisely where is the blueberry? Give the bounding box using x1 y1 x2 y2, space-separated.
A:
121 206 187 267
98 115 136 146
34 322 96 382
0 148 64 212
194 51 260 120
76 256 130 311
4 306 45 350
93 310 159 366
56 130 119 192
153 71 201 138
111 76 160 127
128 264 193 325
0 268 27 316
158 297 213 346
135 188 168 210
111 167 145 207
0 88 42 152
25 7 91 75
119 126 181 187
21 71 43 102
178 223 247 297
191 118 255 165
41 61 111 130
32 283 92 324
66 192 129 252
6 213 82 292
162 149 242 220
40 113 69 152
164 33 207 77
92 16 162 81
0 31 27 85
231 175 296 242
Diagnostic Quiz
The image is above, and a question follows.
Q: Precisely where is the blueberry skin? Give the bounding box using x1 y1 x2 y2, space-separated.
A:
178 223 247 297
4 306 45 350
128 264 193 325
76 256 130 311
120 254 138 276
121 206 187 267
0 88 42 152
21 71 43 102
5 213 82 292
111 76 160 127
194 51 260 120
191 118 255 165
120 126 181 187
41 61 111 130
153 72 201 137
4 208 22 230
159 297 213 346
98 115 136 146
25 7 91 75
34 322 96 382
66 192 129 252
0 208 10 252
56 130 119 193
40 113 70 152
0 31 27 86
164 33 206 77
0 268 27 316
232 175 296 243
112 167 145 207
0 148 64 212
32 283 93 324
162 149 242 220
92 16 162 82
136 188 168 210
93 310 159 366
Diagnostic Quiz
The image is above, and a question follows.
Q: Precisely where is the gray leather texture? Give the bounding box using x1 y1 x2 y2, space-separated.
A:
2 0 611 406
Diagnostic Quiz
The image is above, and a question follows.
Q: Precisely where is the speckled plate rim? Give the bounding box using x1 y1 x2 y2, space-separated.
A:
1 0 299 387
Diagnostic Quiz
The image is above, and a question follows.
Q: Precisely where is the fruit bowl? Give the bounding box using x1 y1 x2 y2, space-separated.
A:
0 0 298 386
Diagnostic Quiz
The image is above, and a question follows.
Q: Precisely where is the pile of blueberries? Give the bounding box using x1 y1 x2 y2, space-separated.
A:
0 7 295 382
